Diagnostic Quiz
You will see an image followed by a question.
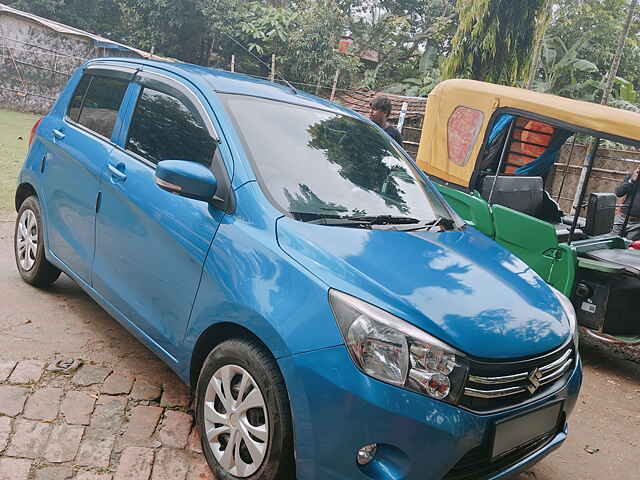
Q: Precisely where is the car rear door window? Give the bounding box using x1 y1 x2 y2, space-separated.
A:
126 88 215 166
67 74 93 122
73 75 129 139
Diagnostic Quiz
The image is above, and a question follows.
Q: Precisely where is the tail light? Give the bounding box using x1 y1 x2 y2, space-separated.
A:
28 117 43 147
630 241 640 250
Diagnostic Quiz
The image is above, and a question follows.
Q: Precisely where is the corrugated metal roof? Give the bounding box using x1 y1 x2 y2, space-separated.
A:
0 3 164 60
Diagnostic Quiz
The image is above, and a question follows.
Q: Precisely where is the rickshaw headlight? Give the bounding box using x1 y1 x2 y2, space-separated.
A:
329 289 469 404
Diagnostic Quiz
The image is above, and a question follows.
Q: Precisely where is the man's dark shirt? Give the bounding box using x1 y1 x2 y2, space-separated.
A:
384 125 403 145
615 174 640 217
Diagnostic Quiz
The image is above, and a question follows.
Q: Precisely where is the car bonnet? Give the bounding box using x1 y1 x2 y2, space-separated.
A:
276 218 571 360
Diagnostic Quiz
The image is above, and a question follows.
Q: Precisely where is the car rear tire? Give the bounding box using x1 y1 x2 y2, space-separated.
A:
14 195 61 287
196 338 295 480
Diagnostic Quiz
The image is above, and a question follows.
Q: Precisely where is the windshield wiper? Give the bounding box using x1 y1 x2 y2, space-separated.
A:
289 211 372 229
405 216 457 232
343 215 422 225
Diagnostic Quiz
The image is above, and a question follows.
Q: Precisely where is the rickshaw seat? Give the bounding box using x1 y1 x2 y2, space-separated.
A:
479 175 544 216
584 248 640 277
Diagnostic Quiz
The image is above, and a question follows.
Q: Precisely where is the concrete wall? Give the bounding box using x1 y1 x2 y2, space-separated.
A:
0 12 139 114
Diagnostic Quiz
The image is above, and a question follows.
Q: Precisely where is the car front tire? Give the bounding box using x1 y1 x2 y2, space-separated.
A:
14 195 61 287
196 338 295 480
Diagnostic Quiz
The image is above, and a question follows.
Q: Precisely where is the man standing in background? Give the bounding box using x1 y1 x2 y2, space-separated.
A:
369 96 403 145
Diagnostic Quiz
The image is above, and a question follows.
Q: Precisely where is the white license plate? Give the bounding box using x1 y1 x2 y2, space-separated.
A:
492 402 562 459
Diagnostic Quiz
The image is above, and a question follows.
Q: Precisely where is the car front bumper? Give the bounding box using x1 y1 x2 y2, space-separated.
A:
279 345 582 480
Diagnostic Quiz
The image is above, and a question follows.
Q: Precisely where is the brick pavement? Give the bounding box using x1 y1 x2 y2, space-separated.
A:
0 361 214 480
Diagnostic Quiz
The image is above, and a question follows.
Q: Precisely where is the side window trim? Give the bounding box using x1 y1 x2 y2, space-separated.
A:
113 82 142 149
66 74 93 123
134 70 220 142
85 64 138 81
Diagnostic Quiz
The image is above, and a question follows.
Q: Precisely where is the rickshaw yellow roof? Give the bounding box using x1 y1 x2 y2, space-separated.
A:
417 79 640 188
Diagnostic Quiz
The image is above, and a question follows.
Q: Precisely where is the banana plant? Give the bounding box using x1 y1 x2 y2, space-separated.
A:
383 46 440 97
532 33 599 96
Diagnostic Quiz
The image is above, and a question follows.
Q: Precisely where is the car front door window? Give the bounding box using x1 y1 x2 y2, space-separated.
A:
126 88 215 166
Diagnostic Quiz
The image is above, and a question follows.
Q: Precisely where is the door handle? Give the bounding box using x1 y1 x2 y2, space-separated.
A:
52 129 65 141
108 163 127 181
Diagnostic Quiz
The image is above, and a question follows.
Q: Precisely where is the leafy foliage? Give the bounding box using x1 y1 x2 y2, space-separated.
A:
547 0 640 99
383 47 440 97
201 0 360 89
443 0 547 84
532 34 599 98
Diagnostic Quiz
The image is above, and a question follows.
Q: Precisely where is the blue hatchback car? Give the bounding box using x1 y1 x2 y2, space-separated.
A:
15 58 582 480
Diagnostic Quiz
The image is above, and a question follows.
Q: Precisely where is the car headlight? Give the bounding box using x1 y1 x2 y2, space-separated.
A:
550 286 579 349
329 289 469 404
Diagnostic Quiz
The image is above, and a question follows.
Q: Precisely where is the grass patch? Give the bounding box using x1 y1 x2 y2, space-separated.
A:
0 109 40 214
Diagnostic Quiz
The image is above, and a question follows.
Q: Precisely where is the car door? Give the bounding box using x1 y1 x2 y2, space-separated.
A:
92 69 230 359
43 66 132 283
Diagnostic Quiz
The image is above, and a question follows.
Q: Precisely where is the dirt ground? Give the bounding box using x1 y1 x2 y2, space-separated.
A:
1 213 640 479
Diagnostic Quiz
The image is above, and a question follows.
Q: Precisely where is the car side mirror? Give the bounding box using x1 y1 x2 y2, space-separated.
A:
155 160 217 202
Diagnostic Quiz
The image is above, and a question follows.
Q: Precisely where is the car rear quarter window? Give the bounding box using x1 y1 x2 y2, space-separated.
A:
126 88 215 166
74 75 129 139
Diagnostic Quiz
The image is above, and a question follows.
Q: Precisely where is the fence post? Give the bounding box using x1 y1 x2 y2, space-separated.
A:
330 69 340 101
397 102 408 131
270 54 276 82
231 54 235 72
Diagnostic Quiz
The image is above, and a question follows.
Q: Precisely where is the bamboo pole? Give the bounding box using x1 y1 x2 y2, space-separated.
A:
231 54 235 72
601 0 638 106
527 0 553 89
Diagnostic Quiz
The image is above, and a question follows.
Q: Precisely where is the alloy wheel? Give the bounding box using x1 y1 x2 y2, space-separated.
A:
16 209 38 271
204 364 269 477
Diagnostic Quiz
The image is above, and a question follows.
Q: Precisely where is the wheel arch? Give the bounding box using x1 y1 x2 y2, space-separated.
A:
15 182 38 211
189 321 284 391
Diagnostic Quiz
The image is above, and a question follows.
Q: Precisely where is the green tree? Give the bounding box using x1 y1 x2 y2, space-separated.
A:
443 0 547 84
114 0 209 63
7 0 208 63
201 0 360 90
548 0 640 95
345 0 457 90
7 0 124 39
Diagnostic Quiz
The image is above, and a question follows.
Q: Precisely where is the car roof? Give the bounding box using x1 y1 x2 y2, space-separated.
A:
86 57 359 118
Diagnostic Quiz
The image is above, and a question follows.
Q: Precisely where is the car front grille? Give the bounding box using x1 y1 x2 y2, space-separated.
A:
442 427 559 480
460 344 574 412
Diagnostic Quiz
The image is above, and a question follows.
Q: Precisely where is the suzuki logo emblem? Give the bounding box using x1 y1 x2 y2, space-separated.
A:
526 368 543 394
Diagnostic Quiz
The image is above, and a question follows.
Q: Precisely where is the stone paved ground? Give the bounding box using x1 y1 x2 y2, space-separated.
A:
0 361 214 480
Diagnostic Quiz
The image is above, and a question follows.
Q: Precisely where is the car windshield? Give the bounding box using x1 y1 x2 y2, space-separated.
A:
221 94 454 227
